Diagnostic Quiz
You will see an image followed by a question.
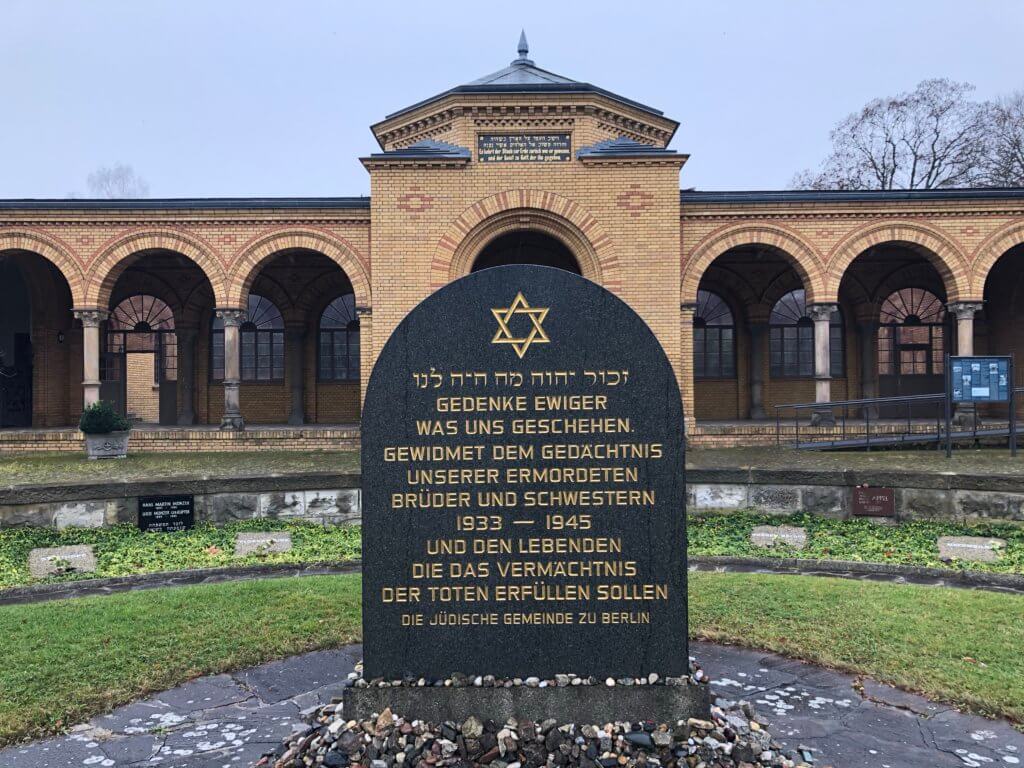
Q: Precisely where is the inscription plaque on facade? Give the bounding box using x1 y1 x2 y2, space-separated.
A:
477 133 571 163
361 265 687 679
852 486 895 517
138 494 195 533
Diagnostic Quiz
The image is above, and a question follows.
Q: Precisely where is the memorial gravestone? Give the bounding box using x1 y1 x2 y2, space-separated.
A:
138 494 195 533
356 265 696 720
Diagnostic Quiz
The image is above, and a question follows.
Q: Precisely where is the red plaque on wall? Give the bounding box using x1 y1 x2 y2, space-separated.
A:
852 486 896 517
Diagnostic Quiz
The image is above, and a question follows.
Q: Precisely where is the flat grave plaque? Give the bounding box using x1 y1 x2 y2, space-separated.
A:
138 494 195 533
750 525 807 549
28 545 97 578
361 265 687 680
852 486 896 517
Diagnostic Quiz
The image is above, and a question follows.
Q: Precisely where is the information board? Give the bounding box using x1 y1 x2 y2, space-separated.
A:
950 356 1011 403
138 495 195 533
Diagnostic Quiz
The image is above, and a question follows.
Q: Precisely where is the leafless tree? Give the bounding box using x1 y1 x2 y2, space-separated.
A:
86 163 150 198
983 91 1024 186
792 79 991 190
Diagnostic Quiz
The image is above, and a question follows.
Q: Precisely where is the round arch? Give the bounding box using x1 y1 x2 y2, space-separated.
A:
825 221 970 302
229 228 371 309
432 190 620 291
84 230 227 308
0 231 85 305
970 219 1024 296
682 223 824 305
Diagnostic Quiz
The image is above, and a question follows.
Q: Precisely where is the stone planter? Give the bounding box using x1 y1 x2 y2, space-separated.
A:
83 430 131 460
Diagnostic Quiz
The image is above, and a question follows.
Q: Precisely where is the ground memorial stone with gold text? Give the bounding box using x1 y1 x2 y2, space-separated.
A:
361 265 687 680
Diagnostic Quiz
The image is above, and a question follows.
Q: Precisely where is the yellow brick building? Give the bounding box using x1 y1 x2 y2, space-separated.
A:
2 36 1023 450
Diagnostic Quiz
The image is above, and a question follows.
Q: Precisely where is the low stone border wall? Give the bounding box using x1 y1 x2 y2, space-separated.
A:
688 467 1024 522
0 560 363 606
0 426 359 453
3 555 1021 607
0 472 361 528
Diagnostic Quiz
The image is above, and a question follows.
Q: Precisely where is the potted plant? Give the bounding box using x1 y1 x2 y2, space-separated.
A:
79 400 132 459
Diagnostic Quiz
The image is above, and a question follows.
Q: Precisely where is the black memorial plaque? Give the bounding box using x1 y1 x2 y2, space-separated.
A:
138 494 195 533
361 265 687 679
477 133 571 163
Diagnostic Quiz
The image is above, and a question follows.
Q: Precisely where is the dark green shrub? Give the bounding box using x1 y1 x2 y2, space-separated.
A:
78 401 131 434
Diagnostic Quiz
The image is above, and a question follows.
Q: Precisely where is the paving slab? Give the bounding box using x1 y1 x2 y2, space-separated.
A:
2 641 1022 768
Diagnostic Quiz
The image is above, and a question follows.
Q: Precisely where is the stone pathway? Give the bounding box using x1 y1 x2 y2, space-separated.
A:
1 642 1021 768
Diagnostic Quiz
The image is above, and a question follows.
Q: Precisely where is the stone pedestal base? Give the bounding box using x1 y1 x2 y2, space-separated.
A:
219 414 245 431
809 408 836 427
343 683 711 724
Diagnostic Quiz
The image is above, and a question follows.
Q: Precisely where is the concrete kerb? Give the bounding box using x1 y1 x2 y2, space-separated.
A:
3 556 1024 608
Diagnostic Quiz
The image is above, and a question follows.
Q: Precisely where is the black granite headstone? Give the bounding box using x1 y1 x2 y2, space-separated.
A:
138 494 195 533
361 265 686 680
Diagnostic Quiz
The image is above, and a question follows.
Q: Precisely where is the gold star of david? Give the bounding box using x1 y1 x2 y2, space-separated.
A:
491 292 550 358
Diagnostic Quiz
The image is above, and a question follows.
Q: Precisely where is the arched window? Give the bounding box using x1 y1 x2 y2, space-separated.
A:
107 294 176 380
211 294 284 381
878 288 945 376
318 293 360 381
693 290 735 378
769 289 843 378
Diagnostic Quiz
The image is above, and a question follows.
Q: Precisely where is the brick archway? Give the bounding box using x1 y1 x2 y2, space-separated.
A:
0 230 86 306
682 223 825 304
230 228 371 309
431 190 620 291
826 220 971 302
970 219 1024 297
85 229 227 308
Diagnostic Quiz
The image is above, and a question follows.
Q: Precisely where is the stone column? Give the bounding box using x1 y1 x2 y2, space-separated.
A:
176 327 196 426
949 301 984 427
216 308 246 431
286 325 306 426
74 309 107 409
808 303 838 426
747 307 770 419
857 319 879 419
679 302 697 426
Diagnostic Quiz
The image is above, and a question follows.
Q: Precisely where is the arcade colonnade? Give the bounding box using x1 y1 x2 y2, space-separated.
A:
678 199 1024 424
3 194 1024 436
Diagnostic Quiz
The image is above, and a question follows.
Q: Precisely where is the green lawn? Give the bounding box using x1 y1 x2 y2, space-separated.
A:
0 572 1021 746
688 445 1024 475
0 450 358 487
0 521 362 589
5 445 1024 489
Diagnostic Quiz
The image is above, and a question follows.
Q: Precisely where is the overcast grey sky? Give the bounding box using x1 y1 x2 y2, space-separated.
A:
2 0 1022 198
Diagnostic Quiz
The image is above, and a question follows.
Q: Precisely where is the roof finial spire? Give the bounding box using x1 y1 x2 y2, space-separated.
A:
514 29 533 65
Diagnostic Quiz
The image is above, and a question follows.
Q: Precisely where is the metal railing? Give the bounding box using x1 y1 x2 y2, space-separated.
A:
774 389 1024 450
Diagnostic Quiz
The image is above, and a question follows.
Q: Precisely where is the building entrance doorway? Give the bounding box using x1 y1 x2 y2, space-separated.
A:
877 287 946 416
102 295 178 425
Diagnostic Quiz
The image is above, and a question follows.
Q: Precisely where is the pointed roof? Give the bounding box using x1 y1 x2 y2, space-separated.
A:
381 32 666 121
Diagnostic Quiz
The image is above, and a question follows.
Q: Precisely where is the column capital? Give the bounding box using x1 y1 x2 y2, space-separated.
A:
73 309 108 328
806 303 839 322
680 302 697 315
355 305 373 318
215 308 247 327
947 301 984 320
